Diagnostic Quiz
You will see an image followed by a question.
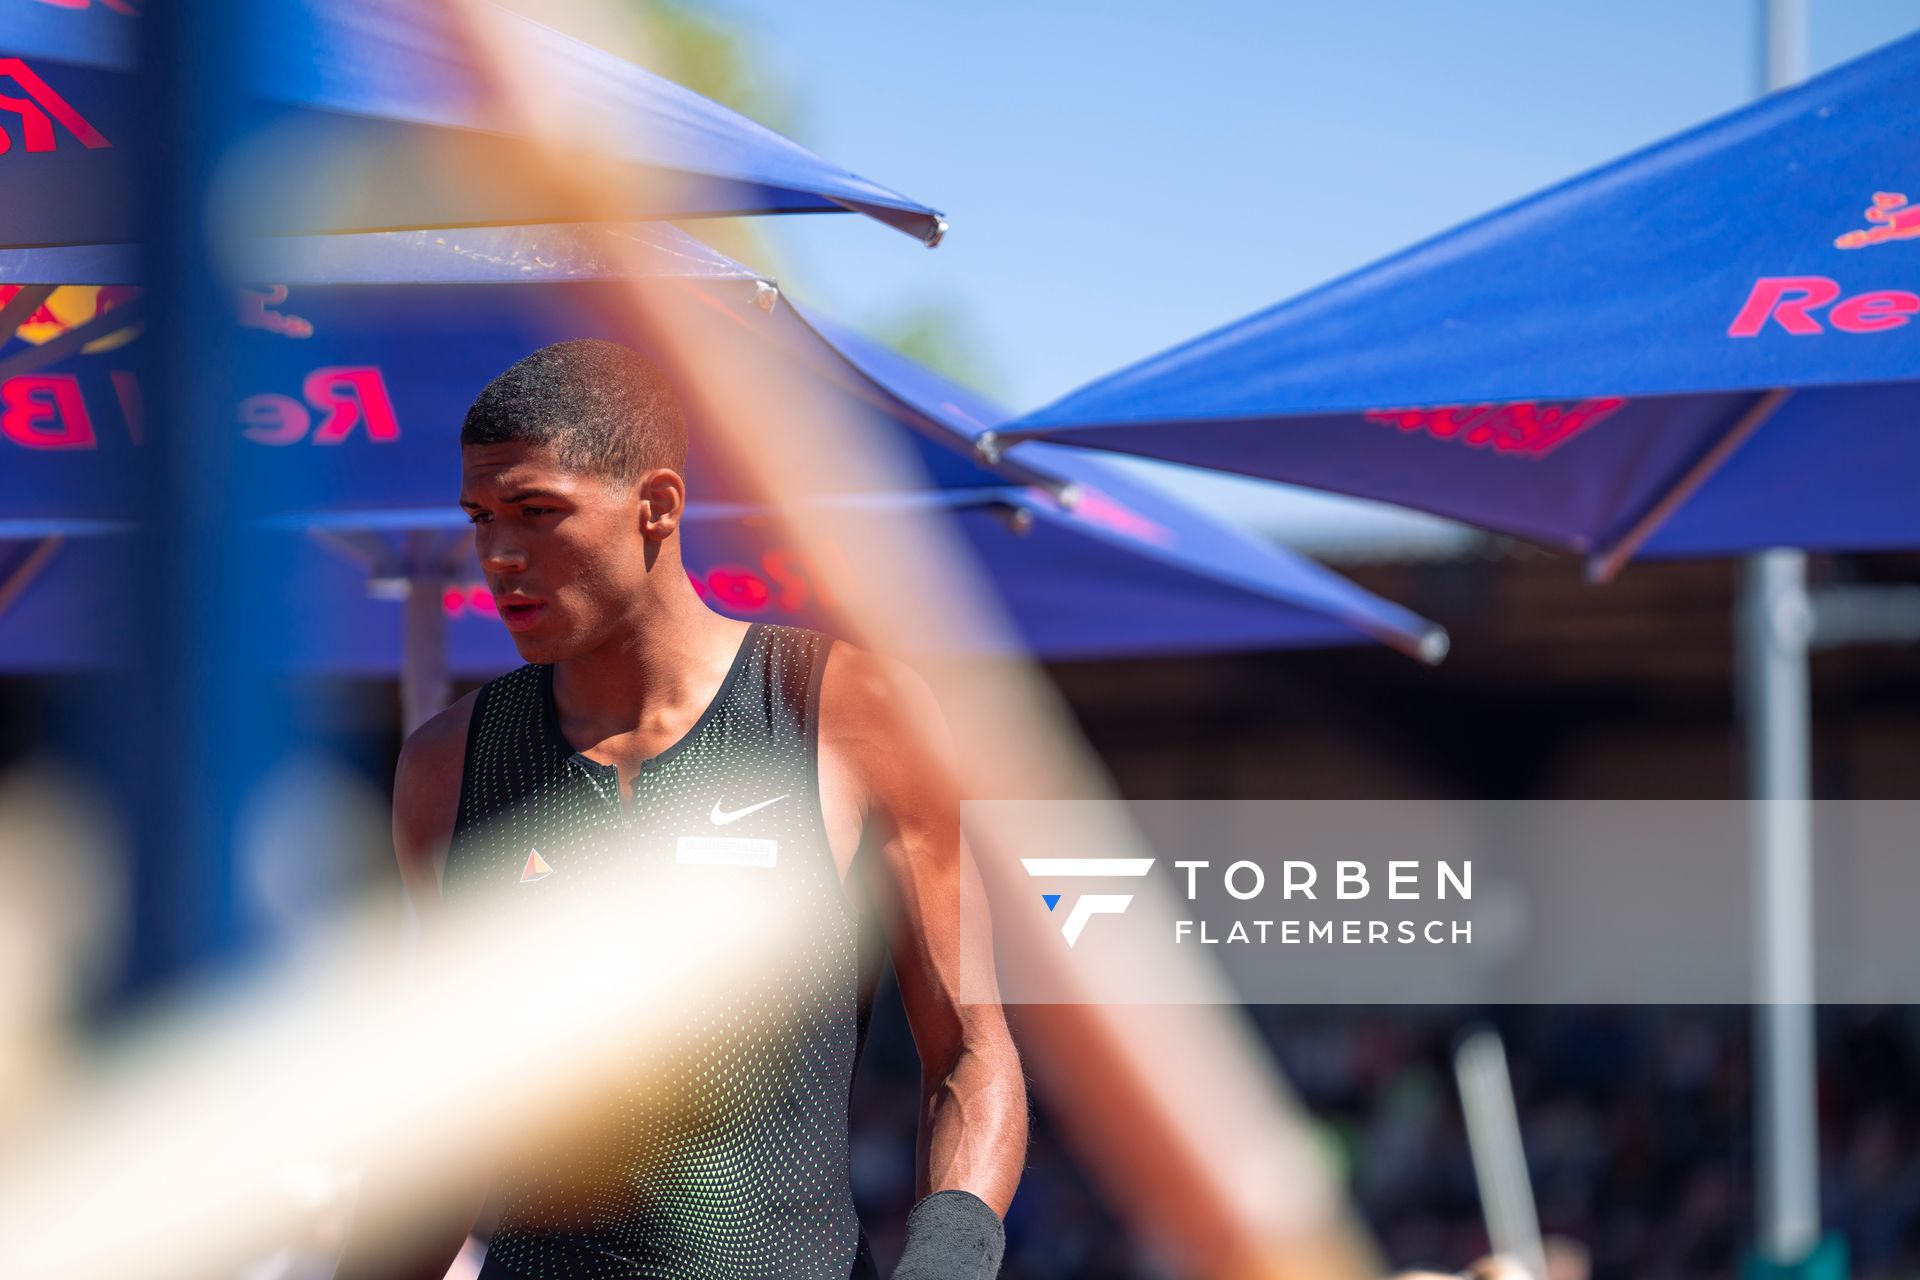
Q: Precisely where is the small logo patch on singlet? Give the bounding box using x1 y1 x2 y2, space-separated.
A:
709 794 788 825
520 848 554 882
675 836 778 868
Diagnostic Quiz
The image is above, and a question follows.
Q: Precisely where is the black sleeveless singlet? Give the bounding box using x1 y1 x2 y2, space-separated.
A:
445 624 881 1279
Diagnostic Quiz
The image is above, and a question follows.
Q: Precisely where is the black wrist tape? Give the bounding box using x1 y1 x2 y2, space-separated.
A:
891 1189 1005 1280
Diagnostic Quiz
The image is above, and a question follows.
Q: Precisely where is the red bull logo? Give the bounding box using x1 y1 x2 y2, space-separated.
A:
1834 192 1920 250
32 0 141 12
1366 398 1625 458
1 374 95 448
449 564 833 621
1728 277 1918 336
3 366 399 450
1727 194 1920 336
443 585 496 619
0 370 140 449
237 367 400 445
1069 487 1173 546
238 286 313 339
449 547 845 623
0 58 111 154
688 544 850 617
0 284 141 352
443 560 848 621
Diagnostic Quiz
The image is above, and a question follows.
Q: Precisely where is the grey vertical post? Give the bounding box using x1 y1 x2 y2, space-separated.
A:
400 532 453 736
1742 551 1819 1264
1748 2 1819 1268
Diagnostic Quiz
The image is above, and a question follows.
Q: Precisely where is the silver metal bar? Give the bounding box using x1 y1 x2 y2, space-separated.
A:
1455 1030 1547 1280
1808 584 1920 651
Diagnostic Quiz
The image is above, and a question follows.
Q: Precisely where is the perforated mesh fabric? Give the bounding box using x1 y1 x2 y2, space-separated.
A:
445 624 870 1278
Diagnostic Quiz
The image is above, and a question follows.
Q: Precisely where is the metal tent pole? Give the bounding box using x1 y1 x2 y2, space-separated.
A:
1746 4 1825 1274
1742 550 1819 1267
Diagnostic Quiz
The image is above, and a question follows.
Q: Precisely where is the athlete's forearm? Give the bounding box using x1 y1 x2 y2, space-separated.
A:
917 1031 1027 1216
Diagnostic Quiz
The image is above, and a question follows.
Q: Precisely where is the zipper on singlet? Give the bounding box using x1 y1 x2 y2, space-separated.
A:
629 758 656 820
566 755 629 822
570 754 659 824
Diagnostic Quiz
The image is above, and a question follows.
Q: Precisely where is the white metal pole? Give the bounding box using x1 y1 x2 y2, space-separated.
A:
1743 551 1819 1265
1456 1031 1548 1280
1763 0 1810 98
1748 4 1819 1268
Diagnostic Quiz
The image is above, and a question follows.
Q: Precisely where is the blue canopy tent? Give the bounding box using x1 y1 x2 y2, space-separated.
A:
0 224 1445 704
0 0 945 249
991 30 1920 580
994 27 1920 1278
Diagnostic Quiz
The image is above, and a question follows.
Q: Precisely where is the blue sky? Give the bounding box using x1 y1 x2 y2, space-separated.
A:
715 1 1920 416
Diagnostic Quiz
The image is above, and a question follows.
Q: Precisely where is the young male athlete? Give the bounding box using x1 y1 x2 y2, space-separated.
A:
333 339 1026 1280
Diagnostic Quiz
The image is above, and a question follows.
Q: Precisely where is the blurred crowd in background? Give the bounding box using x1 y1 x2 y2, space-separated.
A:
847 997 1920 1280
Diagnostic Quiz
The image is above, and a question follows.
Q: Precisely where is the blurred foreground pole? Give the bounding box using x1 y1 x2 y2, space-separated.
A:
1743 8 1837 1277
109 0 278 998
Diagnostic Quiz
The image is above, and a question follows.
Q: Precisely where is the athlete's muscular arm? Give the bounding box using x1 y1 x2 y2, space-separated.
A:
820 648 1027 1217
333 693 491 1280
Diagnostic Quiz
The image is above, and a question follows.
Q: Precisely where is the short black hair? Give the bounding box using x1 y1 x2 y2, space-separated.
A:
461 339 688 480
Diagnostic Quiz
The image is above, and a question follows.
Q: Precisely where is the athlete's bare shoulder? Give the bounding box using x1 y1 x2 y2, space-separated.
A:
816 641 955 830
392 686 481 909
817 641 943 746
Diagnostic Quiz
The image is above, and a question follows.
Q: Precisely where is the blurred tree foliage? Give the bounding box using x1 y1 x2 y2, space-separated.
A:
626 0 803 138
503 0 1001 401
871 299 1000 400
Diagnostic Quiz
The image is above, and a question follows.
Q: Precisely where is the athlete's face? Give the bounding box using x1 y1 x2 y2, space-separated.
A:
460 440 682 663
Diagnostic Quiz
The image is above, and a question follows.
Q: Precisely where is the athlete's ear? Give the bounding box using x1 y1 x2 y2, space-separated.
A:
636 467 687 540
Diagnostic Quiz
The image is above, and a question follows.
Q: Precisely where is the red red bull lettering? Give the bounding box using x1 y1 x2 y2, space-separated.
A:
451 560 836 621
1070 487 1174 546
32 0 141 13
1 374 94 449
237 367 400 446
762 547 846 613
703 566 773 611
443 585 495 619
1366 398 1625 458
0 58 111 155
684 547 847 617
1728 276 1920 336
306 368 399 443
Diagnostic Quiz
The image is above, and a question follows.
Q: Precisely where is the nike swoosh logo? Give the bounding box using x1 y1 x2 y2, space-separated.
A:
710 794 788 825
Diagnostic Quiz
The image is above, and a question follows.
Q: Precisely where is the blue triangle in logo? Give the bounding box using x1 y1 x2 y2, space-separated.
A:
1042 894 1061 912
